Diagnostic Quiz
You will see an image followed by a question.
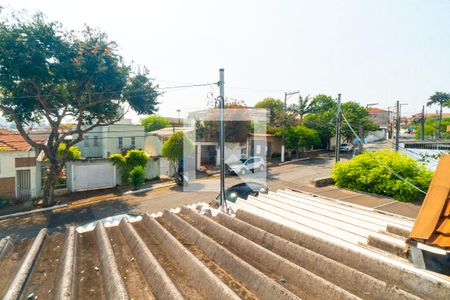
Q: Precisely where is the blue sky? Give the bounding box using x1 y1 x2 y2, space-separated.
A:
2 0 450 119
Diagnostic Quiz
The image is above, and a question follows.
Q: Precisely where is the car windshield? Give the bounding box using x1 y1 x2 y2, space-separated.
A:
240 158 247 163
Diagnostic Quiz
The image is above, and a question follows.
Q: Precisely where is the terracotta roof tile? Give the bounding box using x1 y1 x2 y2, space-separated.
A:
367 107 387 113
409 155 450 250
0 130 31 151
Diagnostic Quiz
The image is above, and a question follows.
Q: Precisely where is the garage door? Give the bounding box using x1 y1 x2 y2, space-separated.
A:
72 162 116 191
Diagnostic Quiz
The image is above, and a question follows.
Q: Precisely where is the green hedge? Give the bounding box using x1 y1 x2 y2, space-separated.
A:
332 150 433 202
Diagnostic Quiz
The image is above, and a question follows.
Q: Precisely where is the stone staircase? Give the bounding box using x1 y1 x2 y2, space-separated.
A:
0 194 449 299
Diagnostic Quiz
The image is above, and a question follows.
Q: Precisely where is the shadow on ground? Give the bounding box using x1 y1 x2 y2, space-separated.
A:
0 198 135 241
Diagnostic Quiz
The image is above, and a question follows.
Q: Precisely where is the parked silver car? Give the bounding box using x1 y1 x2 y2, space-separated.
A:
227 156 265 175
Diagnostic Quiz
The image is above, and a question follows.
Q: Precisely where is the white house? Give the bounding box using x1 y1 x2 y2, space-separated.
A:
0 129 41 200
74 118 145 158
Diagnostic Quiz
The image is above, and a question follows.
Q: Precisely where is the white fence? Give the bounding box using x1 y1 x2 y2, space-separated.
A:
67 160 117 192
66 158 161 192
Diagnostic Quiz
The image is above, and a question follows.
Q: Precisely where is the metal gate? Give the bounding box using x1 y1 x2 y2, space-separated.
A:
16 169 31 201
71 161 116 191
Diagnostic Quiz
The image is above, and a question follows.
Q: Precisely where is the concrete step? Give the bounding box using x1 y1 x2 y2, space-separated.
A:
233 207 450 300
279 189 414 228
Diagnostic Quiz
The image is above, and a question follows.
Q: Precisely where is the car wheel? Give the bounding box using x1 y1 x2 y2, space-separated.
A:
240 169 246 175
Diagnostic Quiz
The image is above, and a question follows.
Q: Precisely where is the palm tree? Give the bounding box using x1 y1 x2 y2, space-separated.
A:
291 94 312 123
427 92 450 138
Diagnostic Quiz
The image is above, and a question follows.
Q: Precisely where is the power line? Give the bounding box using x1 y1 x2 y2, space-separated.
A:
341 112 427 195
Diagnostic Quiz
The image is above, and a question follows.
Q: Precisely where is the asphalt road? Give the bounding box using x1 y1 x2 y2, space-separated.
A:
0 157 334 241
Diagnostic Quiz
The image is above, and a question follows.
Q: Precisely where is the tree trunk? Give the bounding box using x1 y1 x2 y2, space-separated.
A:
42 161 61 207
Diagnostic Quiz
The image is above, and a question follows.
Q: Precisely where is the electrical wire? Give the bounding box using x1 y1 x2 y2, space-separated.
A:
341 112 427 195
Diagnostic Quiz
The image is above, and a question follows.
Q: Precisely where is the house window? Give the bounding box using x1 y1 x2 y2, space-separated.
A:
84 136 90 147
118 137 123 149
131 137 136 148
93 136 99 147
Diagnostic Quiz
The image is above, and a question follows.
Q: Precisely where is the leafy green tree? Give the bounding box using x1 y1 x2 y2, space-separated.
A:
427 92 450 138
161 131 194 181
285 125 320 157
341 102 379 140
415 117 450 139
255 98 284 134
110 149 149 185
0 13 159 206
140 115 171 132
332 150 432 202
309 94 337 113
304 110 336 149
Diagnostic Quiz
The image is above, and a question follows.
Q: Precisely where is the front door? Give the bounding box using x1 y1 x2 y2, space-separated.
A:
16 169 31 201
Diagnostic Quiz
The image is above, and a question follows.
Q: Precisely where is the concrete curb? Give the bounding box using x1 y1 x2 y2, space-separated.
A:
94 222 129 300
54 226 78 300
161 210 299 300
235 209 450 300
0 204 68 220
181 207 358 300
278 157 311 165
0 236 14 261
143 213 240 300
118 219 182 300
123 183 176 195
216 212 419 300
3 228 47 300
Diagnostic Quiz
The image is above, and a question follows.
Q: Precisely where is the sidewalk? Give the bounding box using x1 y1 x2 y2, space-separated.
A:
293 184 421 219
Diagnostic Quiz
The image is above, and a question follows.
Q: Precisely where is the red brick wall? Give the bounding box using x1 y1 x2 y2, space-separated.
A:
0 177 15 199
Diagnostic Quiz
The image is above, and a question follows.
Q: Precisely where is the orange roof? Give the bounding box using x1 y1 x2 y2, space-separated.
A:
412 112 450 118
409 155 450 249
367 107 387 113
0 129 32 151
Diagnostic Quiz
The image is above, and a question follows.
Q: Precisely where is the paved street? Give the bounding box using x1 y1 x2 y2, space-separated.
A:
0 158 334 240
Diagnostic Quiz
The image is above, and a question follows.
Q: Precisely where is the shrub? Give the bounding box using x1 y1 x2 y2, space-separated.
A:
110 149 149 185
129 166 145 189
332 150 433 202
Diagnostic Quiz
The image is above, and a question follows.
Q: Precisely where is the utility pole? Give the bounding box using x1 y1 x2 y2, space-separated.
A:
435 109 439 140
281 90 299 162
420 105 425 141
362 103 378 153
218 68 226 210
395 100 400 151
335 93 342 162
387 107 392 139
